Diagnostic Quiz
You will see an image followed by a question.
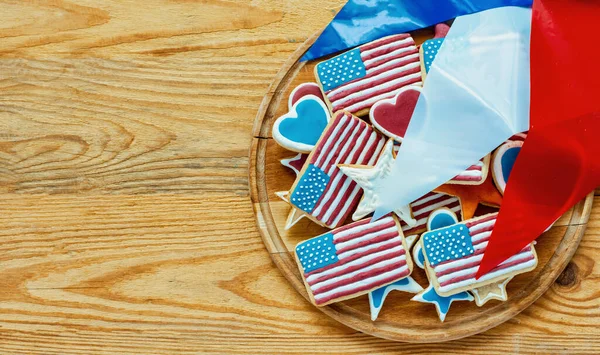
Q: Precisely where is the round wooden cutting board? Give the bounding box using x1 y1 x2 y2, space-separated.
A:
249 30 594 343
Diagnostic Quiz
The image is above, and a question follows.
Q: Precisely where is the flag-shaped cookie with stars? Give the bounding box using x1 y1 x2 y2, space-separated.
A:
315 33 422 117
420 212 538 297
287 111 386 229
295 215 413 306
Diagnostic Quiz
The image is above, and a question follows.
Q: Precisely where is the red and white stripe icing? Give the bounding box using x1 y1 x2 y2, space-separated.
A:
307 112 385 228
400 192 462 235
326 34 422 114
430 213 536 294
304 217 410 305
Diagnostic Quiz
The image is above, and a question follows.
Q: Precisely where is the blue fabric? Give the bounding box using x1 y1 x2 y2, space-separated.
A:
302 0 533 62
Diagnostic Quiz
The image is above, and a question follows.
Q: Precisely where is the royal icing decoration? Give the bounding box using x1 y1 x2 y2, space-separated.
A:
272 95 331 153
368 277 423 321
370 86 421 142
275 191 306 230
411 209 473 322
449 156 491 185
412 284 474 322
471 277 512 306
288 112 386 228
421 211 538 296
315 34 422 116
338 139 416 226
400 192 462 236
281 153 308 177
420 38 444 74
289 82 326 108
492 140 523 195
294 216 413 306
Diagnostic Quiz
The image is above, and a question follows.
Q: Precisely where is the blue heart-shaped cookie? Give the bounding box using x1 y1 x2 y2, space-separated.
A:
272 95 330 153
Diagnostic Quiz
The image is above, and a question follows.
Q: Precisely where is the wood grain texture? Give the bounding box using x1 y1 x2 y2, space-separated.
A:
1 0 599 353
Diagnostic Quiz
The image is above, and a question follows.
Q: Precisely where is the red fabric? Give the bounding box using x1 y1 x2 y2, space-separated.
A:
477 0 600 277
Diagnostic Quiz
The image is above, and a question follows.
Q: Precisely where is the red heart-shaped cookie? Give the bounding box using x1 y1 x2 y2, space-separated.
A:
370 86 422 142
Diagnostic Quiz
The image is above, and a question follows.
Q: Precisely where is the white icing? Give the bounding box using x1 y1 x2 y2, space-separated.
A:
319 117 358 171
330 63 421 106
403 205 461 232
413 198 461 218
438 258 536 294
343 77 423 113
363 45 418 68
329 135 384 227
455 170 482 177
313 267 409 303
327 53 419 97
340 140 413 225
311 255 407 292
471 230 492 244
284 208 305 230
436 249 532 283
333 217 394 241
287 83 323 110
272 95 331 153
413 243 425 269
469 219 496 235
314 114 348 168
324 120 364 176
337 238 401 261
471 277 511 306
360 37 414 60
335 225 398 251
366 53 420 75
306 244 404 283
411 192 446 208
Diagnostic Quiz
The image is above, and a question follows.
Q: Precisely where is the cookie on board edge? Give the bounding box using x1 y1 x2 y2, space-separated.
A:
420 211 538 297
294 215 413 307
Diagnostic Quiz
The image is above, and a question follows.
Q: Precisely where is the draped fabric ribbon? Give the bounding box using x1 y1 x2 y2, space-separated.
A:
302 0 533 62
478 0 600 276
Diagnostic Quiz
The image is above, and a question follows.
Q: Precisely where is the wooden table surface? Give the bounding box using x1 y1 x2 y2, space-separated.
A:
2 1 599 354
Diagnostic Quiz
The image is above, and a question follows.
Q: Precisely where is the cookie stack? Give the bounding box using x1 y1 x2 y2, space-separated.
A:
271 27 536 322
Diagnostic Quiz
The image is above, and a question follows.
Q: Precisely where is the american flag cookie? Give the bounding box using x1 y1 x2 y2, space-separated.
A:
315 33 422 117
419 23 450 81
286 111 386 229
294 215 414 307
420 210 538 297
410 209 474 322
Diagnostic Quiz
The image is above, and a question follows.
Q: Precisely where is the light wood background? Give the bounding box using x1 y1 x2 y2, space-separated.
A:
1 0 598 354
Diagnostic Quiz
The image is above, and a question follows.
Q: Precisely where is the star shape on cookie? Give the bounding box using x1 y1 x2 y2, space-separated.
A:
338 139 416 226
434 168 503 220
369 277 423 321
412 284 474 322
280 153 308 177
471 277 512 307
275 191 305 230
